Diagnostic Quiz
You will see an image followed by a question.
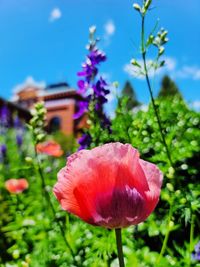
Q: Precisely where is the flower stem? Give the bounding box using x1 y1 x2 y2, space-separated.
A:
141 14 175 262
115 228 125 267
188 214 195 266
156 202 173 264
34 145 75 258
141 15 173 168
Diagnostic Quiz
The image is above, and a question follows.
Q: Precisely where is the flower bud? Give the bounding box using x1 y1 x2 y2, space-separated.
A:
159 46 165 56
131 59 141 68
133 3 141 12
25 157 33 164
89 25 96 35
113 81 119 88
12 250 20 259
166 183 174 192
144 0 152 10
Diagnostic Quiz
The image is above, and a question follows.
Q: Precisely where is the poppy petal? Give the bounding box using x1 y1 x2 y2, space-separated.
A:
139 159 163 214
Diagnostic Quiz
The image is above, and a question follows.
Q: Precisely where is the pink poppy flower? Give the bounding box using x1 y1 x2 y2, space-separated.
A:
5 179 29 194
36 140 64 157
53 143 163 229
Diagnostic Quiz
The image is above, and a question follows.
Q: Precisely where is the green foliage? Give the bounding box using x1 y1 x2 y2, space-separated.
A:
121 81 140 110
0 95 200 266
158 75 182 99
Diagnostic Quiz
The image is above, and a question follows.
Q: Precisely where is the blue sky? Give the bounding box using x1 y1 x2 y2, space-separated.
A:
0 0 200 112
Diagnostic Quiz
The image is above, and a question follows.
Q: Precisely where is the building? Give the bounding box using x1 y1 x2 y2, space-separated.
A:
12 80 86 136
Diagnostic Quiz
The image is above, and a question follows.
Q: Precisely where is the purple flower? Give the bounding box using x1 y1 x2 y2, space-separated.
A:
73 101 88 120
88 49 106 65
78 133 92 150
191 241 200 261
195 242 200 253
77 80 89 95
0 144 7 158
13 116 22 129
0 106 10 127
74 27 111 150
16 134 23 147
78 62 98 82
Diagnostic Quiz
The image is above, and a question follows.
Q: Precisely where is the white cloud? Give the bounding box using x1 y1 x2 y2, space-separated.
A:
49 8 62 22
191 100 200 110
106 92 115 103
103 20 116 46
12 76 46 100
104 20 115 36
124 56 200 82
123 57 177 80
175 66 200 80
100 72 111 82
164 57 177 71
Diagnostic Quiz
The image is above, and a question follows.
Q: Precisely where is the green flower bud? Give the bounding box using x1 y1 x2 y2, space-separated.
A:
133 3 141 12
169 220 174 229
25 157 33 163
89 25 96 35
180 198 187 204
37 133 45 142
159 60 165 67
159 46 165 56
131 59 141 68
12 249 20 259
21 261 29 267
166 183 174 192
144 0 152 10
113 81 119 88
175 190 181 196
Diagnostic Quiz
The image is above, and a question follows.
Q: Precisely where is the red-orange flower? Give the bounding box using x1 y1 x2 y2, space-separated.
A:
53 143 163 229
5 179 29 194
36 140 64 157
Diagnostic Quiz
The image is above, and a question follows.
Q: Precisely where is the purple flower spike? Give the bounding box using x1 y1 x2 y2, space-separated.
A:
73 101 88 120
0 144 7 158
88 49 106 65
77 80 89 94
195 242 200 253
191 241 200 261
14 116 22 128
78 133 92 150
0 106 10 127
16 134 23 147
74 27 112 150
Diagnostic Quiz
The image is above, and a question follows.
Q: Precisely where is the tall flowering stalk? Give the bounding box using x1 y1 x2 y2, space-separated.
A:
0 105 10 136
132 0 174 262
0 144 7 164
14 115 24 149
74 26 111 149
0 106 9 165
28 102 76 260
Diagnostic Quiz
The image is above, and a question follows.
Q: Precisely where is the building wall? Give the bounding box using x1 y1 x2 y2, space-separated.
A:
13 85 86 136
46 101 75 135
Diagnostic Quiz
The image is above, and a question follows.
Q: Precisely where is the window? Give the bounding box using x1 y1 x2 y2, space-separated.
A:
48 116 61 132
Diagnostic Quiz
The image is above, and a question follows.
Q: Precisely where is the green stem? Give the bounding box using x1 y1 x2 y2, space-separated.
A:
188 214 195 266
190 215 195 252
141 14 175 262
115 228 125 267
34 145 75 258
156 203 173 264
141 15 173 168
